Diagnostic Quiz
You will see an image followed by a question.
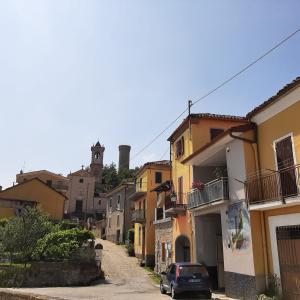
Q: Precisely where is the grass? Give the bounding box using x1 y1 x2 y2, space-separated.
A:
0 262 31 269
143 266 161 285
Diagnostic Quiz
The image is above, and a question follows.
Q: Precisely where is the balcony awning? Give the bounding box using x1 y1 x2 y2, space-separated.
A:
182 123 256 166
129 191 146 202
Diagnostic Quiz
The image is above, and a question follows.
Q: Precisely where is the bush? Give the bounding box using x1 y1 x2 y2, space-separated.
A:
32 228 95 261
0 219 8 228
59 220 82 230
0 208 54 264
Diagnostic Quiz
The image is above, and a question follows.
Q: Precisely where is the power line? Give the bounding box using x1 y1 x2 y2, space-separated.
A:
130 27 300 164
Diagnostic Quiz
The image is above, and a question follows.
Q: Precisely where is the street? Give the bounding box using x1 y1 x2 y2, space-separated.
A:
3 240 234 300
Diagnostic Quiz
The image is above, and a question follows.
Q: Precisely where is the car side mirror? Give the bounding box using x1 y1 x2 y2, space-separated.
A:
161 271 167 275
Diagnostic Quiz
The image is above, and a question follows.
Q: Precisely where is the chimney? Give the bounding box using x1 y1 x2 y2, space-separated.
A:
118 145 131 173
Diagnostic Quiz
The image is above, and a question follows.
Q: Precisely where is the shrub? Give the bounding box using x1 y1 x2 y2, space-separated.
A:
59 220 82 230
0 219 8 228
32 228 95 261
0 207 54 264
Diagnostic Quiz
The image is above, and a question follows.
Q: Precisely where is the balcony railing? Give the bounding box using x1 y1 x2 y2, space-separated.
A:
132 209 146 223
246 165 300 205
188 177 229 209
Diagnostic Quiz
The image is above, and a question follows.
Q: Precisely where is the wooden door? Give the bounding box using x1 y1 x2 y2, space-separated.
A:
276 225 300 300
275 136 297 197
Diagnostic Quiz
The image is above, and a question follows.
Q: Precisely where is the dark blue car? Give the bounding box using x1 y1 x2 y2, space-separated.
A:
160 262 212 299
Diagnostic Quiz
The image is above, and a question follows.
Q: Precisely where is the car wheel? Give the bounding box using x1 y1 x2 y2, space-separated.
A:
204 291 212 299
171 286 177 299
160 282 166 294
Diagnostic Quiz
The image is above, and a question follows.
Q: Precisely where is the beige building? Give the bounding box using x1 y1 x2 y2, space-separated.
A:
16 170 68 196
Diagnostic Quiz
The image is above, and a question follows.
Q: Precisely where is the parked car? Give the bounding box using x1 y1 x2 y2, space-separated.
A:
160 262 212 299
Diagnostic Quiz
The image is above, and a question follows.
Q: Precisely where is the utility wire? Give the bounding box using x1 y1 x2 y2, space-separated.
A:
130 27 300 164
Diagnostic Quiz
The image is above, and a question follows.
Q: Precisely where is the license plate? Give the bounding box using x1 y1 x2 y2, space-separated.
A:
189 279 201 283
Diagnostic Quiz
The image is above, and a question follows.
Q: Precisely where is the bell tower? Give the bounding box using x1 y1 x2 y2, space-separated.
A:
90 141 105 191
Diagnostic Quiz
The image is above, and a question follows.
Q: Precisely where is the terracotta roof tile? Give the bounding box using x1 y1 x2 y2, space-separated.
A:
247 76 300 118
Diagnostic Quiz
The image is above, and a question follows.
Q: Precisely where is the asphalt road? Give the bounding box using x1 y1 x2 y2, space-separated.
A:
3 239 234 300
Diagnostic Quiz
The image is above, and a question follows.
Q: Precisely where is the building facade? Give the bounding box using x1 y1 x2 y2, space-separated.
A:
167 113 247 273
16 170 68 196
245 77 300 300
0 178 66 220
106 182 135 243
130 161 171 267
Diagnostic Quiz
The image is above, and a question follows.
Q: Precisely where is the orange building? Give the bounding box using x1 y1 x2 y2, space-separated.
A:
130 161 171 267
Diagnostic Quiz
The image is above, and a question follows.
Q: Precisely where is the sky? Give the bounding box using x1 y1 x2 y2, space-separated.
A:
0 0 300 188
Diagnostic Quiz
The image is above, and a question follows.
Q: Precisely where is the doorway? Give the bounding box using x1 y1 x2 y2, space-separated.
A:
175 235 191 262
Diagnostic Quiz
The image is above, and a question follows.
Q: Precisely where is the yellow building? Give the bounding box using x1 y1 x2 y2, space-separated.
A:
16 170 68 196
0 178 66 220
167 113 247 267
245 77 300 299
130 160 171 267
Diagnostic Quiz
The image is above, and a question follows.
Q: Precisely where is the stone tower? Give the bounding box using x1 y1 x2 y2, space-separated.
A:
90 141 105 191
118 145 131 173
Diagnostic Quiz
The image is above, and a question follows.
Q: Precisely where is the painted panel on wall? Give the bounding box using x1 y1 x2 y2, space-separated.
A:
226 202 251 251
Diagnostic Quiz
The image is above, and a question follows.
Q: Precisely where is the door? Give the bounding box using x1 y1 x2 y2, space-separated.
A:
276 225 300 300
275 136 297 198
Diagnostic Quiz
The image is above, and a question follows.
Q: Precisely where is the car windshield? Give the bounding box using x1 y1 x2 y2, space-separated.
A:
178 265 208 277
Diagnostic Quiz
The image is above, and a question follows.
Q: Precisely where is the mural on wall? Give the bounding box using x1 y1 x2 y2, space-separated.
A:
226 201 251 251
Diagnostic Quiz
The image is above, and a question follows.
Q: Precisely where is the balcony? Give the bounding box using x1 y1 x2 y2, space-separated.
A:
187 177 229 209
164 201 187 217
132 209 146 223
246 165 300 205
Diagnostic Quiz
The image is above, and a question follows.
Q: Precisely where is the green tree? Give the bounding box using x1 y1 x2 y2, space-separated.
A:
0 207 54 264
102 163 139 192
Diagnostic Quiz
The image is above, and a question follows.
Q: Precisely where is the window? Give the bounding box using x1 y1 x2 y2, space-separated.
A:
155 172 162 184
175 136 184 158
79 178 84 183
139 178 142 188
178 176 183 203
210 128 225 141
117 195 121 210
98 200 101 205
109 198 112 207
46 180 52 187
75 200 83 212
117 215 120 226
161 242 166 262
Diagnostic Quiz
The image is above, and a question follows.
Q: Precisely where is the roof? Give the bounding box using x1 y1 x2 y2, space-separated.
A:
0 178 67 199
95 141 101 146
135 160 171 177
167 113 247 142
105 181 135 197
129 191 147 202
16 170 68 180
247 76 300 118
69 169 93 177
151 180 171 192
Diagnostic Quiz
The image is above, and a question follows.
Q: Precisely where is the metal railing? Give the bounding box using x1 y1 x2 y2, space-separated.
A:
131 209 145 223
165 201 187 210
246 164 300 205
188 177 229 209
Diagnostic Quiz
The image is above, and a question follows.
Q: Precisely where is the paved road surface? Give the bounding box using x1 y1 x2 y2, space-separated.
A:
3 239 234 300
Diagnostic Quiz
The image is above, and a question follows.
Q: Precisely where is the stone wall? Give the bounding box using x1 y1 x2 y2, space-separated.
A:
0 290 52 300
154 219 173 273
0 261 101 288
